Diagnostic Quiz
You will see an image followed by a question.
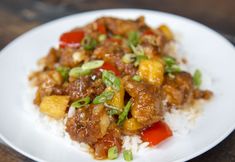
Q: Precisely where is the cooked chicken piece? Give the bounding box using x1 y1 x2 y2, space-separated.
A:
96 16 145 36
29 70 63 105
59 47 89 68
162 72 194 107
123 76 163 126
66 104 110 145
64 76 105 101
93 125 122 160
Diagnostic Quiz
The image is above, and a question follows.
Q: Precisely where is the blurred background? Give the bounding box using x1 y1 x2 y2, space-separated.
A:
0 0 234 161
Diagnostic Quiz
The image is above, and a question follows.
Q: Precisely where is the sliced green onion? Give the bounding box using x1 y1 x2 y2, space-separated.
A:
168 73 175 79
132 75 141 81
81 36 97 50
130 44 144 56
113 35 122 39
122 54 136 64
102 70 121 91
128 31 140 46
71 96 90 108
165 64 181 73
163 55 176 66
56 66 70 81
123 150 133 161
108 146 118 160
69 67 91 78
134 55 148 67
81 60 104 70
163 55 181 75
193 69 202 88
98 34 107 42
93 90 115 104
117 100 132 125
108 109 121 115
104 103 120 110
104 103 122 115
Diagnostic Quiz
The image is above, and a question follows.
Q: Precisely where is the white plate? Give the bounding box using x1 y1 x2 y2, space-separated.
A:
0 9 235 162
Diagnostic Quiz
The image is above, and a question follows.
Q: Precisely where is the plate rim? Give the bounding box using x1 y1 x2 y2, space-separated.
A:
0 8 234 162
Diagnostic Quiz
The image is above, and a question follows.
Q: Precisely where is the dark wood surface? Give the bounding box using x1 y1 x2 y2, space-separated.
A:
0 0 234 161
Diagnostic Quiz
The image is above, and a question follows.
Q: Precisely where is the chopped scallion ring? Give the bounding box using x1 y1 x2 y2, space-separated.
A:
108 146 118 160
128 31 140 46
163 55 176 66
104 103 122 115
165 64 181 73
56 66 70 81
122 54 136 64
193 69 202 88
81 35 97 50
98 34 107 42
130 44 144 56
132 75 141 81
113 35 122 39
69 67 91 78
108 109 121 115
117 100 132 125
71 96 90 108
102 70 121 91
82 60 104 70
93 90 115 104
163 55 181 75
123 150 133 161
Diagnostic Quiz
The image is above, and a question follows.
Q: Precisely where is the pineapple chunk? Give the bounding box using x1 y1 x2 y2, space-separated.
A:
123 118 142 131
139 59 164 86
107 81 124 110
40 95 70 119
158 25 174 41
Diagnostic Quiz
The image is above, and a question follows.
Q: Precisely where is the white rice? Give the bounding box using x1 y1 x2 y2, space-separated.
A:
164 106 202 136
23 84 206 156
23 37 213 156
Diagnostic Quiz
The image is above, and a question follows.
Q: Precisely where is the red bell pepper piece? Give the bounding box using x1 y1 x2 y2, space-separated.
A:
97 24 107 34
143 29 155 35
141 121 173 146
59 31 85 48
98 62 121 76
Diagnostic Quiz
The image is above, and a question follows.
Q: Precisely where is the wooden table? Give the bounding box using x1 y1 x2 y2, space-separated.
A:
0 0 234 161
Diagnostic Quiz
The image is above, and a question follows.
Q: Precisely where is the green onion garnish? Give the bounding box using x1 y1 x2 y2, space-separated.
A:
132 75 141 81
98 34 107 42
165 64 181 73
163 55 181 75
93 90 115 104
69 67 91 78
122 54 136 64
163 55 176 66
113 35 122 39
128 31 140 46
102 70 121 91
108 109 121 115
81 35 97 50
130 44 144 56
123 150 133 161
104 103 121 115
71 96 90 108
117 100 132 125
193 69 202 88
108 146 118 160
81 60 104 70
56 66 70 81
